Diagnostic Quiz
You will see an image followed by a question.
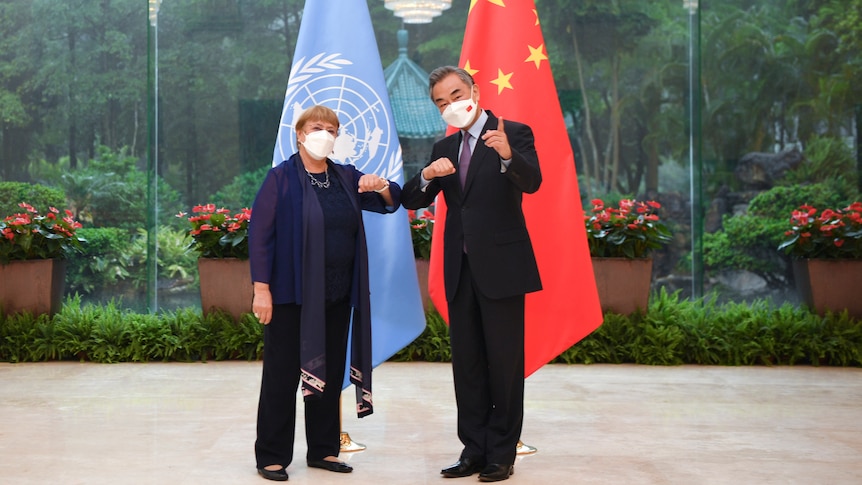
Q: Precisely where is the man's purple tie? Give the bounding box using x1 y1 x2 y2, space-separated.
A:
459 131 472 187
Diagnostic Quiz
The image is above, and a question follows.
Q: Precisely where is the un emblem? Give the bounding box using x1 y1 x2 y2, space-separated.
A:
277 53 402 181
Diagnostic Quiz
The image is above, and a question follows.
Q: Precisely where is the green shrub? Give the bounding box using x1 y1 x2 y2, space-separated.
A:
30 146 184 231
1 292 859 366
209 164 270 210
782 136 858 189
552 289 861 366
0 182 66 216
391 310 451 362
66 227 135 296
127 226 199 288
704 180 859 281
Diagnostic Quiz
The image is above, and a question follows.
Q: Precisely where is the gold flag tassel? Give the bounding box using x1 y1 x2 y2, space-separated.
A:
516 439 537 455
338 402 366 452
339 431 367 452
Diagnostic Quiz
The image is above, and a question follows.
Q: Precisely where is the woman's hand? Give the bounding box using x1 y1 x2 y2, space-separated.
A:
357 174 389 193
252 282 273 324
358 174 394 205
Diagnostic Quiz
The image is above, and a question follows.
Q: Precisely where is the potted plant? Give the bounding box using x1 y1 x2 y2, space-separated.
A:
585 198 671 314
0 202 85 315
778 202 862 318
407 203 435 310
177 204 252 321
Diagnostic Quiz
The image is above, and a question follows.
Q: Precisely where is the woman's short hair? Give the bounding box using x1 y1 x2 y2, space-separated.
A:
295 105 340 132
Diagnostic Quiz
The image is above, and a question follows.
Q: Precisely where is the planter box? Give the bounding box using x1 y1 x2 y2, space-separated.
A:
591 257 652 315
0 259 67 316
792 259 862 319
198 258 253 321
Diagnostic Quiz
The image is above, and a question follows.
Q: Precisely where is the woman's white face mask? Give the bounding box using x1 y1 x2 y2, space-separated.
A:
441 88 477 129
301 130 336 160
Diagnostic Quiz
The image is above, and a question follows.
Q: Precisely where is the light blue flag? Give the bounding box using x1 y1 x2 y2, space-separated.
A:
273 0 426 385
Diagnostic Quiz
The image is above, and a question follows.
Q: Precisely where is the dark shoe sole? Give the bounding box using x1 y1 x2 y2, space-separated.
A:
441 459 485 478
478 465 514 482
257 467 288 481
307 459 353 473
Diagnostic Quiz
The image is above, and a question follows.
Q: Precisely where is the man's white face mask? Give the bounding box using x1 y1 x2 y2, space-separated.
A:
302 130 336 160
441 88 477 129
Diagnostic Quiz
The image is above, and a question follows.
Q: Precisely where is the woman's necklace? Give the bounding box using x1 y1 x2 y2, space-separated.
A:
306 167 330 189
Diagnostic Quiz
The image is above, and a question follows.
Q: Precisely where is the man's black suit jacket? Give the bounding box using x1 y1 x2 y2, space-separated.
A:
402 110 543 302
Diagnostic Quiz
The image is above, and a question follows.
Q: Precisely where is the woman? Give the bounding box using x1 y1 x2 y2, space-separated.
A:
249 105 400 481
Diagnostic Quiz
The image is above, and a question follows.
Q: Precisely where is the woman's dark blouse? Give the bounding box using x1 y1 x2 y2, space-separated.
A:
248 155 402 306
308 171 358 302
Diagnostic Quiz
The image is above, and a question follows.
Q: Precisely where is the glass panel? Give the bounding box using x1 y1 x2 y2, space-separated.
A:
1 0 858 313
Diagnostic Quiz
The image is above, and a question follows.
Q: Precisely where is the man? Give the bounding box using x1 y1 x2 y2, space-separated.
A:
401 66 542 482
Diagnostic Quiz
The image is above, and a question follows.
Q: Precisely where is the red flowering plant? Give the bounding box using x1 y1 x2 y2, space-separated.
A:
778 202 862 259
407 202 435 260
0 202 85 264
585 199 672 259
176 204 252 259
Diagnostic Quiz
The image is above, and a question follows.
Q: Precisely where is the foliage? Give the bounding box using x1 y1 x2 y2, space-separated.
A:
552 288 861 367
703 215 789 286
778 202 862 259
704 180 858 280
2 291 859 366
780 136 857 188
0 182 66 217
391 310 451 362
65 227 134 296
177 204 251 259
585 198 671 258
407 203 435 260
65 225 199 304
127 226 200 290
0 202 85 264
39 146 186 231
209 165 270 210
0 296 262 363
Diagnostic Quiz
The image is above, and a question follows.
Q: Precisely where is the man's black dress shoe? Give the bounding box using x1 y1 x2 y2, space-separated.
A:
257 466 288 481
478 463 514 482
440 457 485 478
307 459 353 473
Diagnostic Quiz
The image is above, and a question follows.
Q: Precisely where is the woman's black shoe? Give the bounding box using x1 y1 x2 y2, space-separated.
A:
307 459 353 473
258 466 289 481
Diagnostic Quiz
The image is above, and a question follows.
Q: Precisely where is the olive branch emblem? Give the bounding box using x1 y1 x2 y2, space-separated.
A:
285 53 352 98
379 147 402 182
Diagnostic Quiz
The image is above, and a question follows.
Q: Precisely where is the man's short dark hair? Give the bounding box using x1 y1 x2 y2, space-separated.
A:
428 66 474 99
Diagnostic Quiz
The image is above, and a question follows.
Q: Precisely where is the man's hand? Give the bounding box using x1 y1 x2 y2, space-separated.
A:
422 157 457 180
481 117 512 160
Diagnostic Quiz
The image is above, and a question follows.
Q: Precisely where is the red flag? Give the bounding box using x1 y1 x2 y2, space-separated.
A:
428 0 603 377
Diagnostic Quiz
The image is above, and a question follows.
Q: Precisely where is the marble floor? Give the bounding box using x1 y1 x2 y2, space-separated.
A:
0 361 860 485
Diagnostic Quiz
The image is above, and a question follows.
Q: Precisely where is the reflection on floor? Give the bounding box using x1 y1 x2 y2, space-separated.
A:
1 361 860 484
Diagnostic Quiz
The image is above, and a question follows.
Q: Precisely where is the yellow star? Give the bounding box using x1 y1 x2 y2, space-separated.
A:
463 60 479 78
525 44 548 69
470 0 505 15
533 8 540 26
490 69 514 95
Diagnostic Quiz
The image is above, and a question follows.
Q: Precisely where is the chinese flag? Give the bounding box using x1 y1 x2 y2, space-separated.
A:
428 0 604 377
